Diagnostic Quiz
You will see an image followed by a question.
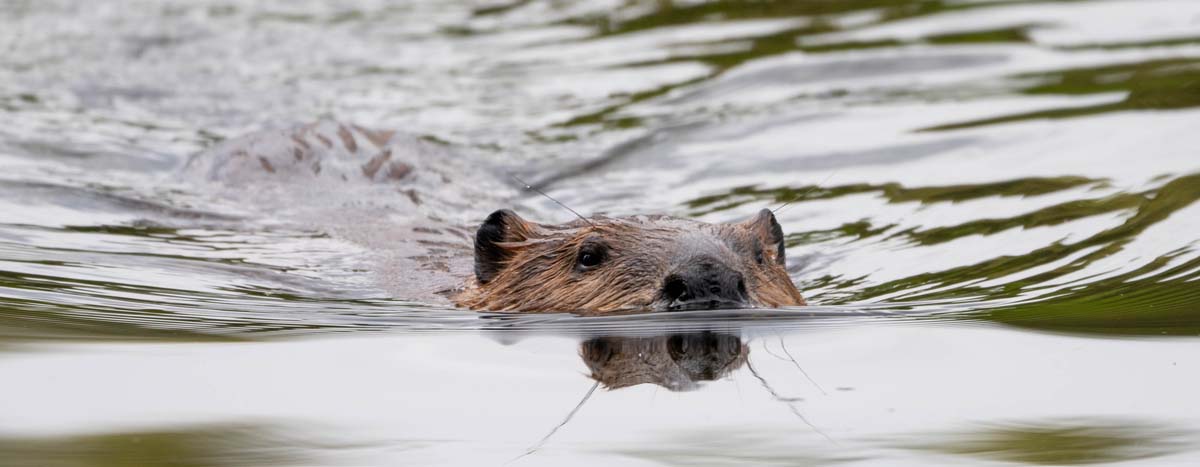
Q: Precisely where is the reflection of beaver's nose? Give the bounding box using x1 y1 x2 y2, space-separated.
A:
662 256 748 310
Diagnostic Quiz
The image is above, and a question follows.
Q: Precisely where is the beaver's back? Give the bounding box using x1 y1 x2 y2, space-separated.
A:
182 120 424 186
177 119 515 304
180 119 512 216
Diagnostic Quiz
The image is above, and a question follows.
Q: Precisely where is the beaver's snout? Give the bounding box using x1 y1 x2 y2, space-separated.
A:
662 255 749 311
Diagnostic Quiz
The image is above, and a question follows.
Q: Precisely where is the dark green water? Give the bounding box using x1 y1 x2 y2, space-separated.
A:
1 0 1198 465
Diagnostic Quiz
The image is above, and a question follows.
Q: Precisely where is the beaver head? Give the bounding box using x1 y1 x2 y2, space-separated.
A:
453 208 806 312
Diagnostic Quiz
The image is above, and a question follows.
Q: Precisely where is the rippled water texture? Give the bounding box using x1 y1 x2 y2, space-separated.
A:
1 0 1199 465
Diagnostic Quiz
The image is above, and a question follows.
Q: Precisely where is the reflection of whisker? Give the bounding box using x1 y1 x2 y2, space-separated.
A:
508 380 600 465
778 335 828 396
760 339 792 362
746 359 837 445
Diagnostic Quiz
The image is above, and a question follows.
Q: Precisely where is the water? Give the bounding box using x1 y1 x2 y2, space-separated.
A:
1 0 1199 465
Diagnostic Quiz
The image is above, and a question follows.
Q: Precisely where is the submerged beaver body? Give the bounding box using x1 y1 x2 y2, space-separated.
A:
183 120 807 313
180 119 510 216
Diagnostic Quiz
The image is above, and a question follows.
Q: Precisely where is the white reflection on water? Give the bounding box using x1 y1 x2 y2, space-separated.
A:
2 323 1198 466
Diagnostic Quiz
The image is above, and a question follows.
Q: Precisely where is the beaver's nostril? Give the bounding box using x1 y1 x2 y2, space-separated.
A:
664 276 689 302
664 258 749 309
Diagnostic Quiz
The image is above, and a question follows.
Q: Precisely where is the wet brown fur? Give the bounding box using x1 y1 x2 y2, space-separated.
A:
453 210 806 313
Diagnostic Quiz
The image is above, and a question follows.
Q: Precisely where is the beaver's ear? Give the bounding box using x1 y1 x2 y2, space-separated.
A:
744 208 786 265
474 209 531 283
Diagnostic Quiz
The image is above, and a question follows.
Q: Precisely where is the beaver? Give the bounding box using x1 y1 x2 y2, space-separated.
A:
181 120 807 313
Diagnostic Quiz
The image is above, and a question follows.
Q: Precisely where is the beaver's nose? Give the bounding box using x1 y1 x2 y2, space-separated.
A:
662 256 748 310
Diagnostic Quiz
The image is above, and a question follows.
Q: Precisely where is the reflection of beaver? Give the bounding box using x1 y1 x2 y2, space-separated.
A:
580 332 747 391
182 121 807 312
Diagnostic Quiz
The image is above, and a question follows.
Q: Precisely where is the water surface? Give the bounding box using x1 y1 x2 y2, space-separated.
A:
1 0 1199 465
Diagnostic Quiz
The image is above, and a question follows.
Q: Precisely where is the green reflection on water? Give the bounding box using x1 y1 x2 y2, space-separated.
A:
927 25 1033 45
551 0 1068 129
890 418 1194 465
0 425 309 467
0 302 241 344
1058 36 1200 51
0 267 240 344
686 173 1200 335
924 58 1200 131
529 0 1195 133
686 175 1101 216
0 266 399 344
912 173 1200 335
556 0 1057 37
613 428 864 466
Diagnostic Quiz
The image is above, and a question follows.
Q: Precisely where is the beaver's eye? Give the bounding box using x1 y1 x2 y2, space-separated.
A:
580 252 601 267
754 246 765 265
577 244 607 270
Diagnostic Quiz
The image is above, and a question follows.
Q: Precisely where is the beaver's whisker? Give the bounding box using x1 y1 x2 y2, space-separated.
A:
772 170 838 215
509 172 594 227
760 339 791 362
508 380 601 464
